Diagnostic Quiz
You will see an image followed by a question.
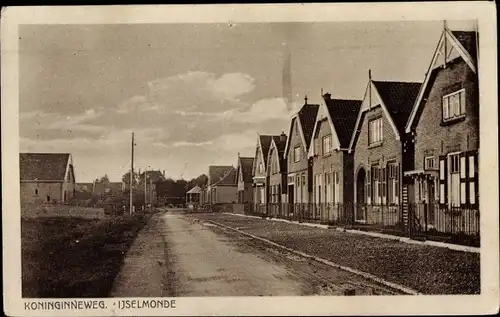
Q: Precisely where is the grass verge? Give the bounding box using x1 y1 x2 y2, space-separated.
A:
22 213 150 298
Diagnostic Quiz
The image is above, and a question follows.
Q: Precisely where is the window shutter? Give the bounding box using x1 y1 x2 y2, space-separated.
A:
460 152 467 207
439 155 447 207
394 163 399 204
468 151 478 208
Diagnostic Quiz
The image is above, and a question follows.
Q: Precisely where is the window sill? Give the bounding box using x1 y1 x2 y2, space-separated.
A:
368 142 383 149
441 115 466 126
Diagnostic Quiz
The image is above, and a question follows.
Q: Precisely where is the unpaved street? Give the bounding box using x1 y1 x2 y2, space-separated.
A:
111 211 402 297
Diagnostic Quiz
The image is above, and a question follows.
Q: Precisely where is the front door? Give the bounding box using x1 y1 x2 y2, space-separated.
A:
427 179 435 227
288 185 294 217
356 168 366 221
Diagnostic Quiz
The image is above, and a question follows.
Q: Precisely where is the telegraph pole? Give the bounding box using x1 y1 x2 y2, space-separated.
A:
129 132 135 215
144 166 148 211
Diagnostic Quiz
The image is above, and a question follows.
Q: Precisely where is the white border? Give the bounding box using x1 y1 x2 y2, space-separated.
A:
2 2 498 316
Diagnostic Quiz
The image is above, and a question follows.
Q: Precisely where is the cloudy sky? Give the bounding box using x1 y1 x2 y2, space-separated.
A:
19 20 474 182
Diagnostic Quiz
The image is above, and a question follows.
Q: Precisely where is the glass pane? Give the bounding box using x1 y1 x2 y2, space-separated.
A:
460 156 466 178
460 90 466 115
443 97 449 119
469 182 476 204
440 184 445 203
460 183 466 204
469 156 475 178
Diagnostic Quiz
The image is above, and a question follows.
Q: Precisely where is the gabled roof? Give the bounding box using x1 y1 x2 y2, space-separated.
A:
405 29 478 133
270 134 288 174
348 80 421 152
238 157 254 183
325 98 362 148
20 153 71 181
452 31 478 63
94 182 122 194
372 81 421 133
298 103 320 149
284 103 320 157
258 135 273 166
186 185 201 194
211 167 237 186
208 165 234 185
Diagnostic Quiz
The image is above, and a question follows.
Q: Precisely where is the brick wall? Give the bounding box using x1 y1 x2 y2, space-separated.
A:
21 182 63 204
414 58 479 170
353 106 403 203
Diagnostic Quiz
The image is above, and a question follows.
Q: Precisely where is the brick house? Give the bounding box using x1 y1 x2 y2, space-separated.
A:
207 165 236 205
283 98 319 207
308 92 362 221
236 155 254 204
267 132 288 213
20 153 76 204
404 28 479 234
252 134 274 207
348 75 421 226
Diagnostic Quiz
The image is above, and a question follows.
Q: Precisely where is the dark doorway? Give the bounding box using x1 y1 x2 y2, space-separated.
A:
356 168 366 221
47 196 51 202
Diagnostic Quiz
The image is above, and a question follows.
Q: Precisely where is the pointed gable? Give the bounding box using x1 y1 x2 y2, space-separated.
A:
372 81 422 134
325 98 362 148
259 135 273 166
212 167 237 186
238 157 254 183
298 104 319 149
405 29 478 133
270 134 288 173
20 153 71 181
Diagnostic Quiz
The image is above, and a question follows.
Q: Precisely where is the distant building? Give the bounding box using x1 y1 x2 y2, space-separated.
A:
20 153 76 204
236 156 254 204
205 165 236 205
186 185 201 206
93 181 123 196
267 132 288 207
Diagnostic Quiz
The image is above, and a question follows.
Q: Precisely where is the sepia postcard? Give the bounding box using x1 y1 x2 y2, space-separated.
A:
1 3 499 316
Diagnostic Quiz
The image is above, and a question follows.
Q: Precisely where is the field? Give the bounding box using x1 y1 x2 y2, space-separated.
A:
21 214 150 298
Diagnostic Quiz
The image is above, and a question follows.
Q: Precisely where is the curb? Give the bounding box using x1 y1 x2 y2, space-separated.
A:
207 219 422 296
224 212 480 253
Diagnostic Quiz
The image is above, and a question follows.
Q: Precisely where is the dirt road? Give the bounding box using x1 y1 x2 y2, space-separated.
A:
111 211 402 296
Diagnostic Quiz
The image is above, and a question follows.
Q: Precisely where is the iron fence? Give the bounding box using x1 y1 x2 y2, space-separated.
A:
237 202 479 247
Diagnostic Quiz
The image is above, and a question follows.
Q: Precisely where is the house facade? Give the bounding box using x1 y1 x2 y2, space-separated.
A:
237 155 254 204
252 135 274 207
404 28 479 234
349 76 421 227
308 93 362 222
284 99 319 209
206 165 236 205
267 132 288 214
20 153 76 204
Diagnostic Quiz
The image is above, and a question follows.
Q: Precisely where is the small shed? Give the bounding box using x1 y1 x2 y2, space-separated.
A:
186 185 201 205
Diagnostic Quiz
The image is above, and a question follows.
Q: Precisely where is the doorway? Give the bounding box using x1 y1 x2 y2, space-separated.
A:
356 168 366 221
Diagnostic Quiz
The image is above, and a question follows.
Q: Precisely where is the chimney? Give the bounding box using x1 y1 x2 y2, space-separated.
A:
323 92 332 101
280 131 287 142
304 94 308 105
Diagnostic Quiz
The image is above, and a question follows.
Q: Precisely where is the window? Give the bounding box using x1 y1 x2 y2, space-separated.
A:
368 118 383 145
449 153 460 207
314 138 320 156
301 173 306 202
293 146 301 163
258 162 264 174
387 163 399 204
315 174 322 204
371 165 381 204
443 89 466 121
425 156 435 170
322 135 332 156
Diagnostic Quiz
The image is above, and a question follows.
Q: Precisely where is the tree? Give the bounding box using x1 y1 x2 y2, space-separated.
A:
122 171 139 186
98 174 110 184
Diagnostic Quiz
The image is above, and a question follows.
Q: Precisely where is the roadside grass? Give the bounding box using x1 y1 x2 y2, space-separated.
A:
21 213 150 298
192 213 480 295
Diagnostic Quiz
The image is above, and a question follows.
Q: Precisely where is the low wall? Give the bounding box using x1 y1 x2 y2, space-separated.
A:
21 204 106 219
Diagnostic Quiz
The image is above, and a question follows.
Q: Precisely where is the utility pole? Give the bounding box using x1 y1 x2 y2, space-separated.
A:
144 166 148 211
129 132 135 215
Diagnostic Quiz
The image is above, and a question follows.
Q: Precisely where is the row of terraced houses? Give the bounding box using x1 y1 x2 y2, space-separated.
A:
198 27 479 246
